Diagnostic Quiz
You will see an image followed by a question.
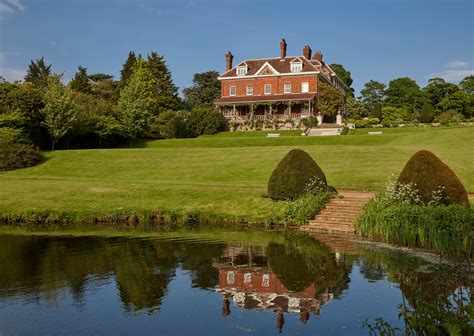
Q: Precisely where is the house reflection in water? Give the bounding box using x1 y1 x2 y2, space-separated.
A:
214 244 342 332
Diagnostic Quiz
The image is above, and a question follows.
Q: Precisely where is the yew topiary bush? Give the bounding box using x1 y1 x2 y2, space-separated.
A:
268 149 327 200
397 150 469 206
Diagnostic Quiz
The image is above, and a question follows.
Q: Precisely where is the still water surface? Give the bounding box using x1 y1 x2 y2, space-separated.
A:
0 230 465 335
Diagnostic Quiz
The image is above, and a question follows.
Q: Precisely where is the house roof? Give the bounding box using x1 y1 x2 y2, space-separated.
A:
215 93 317 105
219 56 322 78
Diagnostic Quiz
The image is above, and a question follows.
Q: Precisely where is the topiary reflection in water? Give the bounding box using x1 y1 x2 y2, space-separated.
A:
0 231 471 335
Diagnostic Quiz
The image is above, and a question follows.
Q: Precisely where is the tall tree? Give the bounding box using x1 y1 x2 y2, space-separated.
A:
423 78 459 107
437 90 471 118
360 80 386 107
118 51 137 91
41 76 77 150
24 57 52 88
146 51 180 114
117 59 157 144
344 96 368 119
317 82 344 122
385 77 427 113
183 71 220 108
329 64 354 96
70 66 92 94
459 75 474 95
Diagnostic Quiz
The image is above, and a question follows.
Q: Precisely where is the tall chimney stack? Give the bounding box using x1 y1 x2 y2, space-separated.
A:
303 45 312 59
280 38 287 60
225 51 233 71
313 51 323 62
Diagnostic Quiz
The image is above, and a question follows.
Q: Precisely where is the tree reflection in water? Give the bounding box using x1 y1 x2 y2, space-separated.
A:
0 232 471 334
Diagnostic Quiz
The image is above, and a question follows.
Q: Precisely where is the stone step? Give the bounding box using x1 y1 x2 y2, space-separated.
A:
310 214 355 224
301 226 355 234
308 222 354 229
323 206 364 213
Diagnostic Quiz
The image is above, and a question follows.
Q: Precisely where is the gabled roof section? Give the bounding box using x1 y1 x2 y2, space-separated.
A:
255 61 279 76
219 56 319 79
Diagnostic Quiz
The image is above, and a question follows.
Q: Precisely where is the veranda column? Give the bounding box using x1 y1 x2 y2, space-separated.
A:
233 104 236 121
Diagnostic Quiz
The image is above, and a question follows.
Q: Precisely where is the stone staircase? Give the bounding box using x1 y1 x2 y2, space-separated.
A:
300 191 373 234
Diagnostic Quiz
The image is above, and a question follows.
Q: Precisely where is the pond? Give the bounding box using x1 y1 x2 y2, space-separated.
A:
0 229 471 335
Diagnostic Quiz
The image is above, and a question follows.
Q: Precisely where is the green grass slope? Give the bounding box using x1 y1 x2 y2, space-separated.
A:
0 126 472 220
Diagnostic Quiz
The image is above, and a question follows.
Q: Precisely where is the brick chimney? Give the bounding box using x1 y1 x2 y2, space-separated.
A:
313 51 323 62
303 45 312 59
225 51 233 71
280 38 287 60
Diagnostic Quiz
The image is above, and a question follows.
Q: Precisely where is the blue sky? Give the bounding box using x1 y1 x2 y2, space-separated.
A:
0 0 473 95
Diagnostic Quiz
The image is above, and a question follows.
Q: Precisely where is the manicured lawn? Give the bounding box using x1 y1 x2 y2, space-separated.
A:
0 126 472 220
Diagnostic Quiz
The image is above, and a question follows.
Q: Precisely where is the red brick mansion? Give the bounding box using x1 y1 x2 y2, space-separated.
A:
215 39 349 129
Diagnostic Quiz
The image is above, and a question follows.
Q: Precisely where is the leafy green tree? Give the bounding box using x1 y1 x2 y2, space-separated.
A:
423 78 459 107
317 82 344 122
329 64 354 96
381 106 410 126
344 96 368 118
24 57 52 88
183 71 220 108
117 59 157 144
146 51 180 114
41 76 77 150
459 75 474 95
385 77 427 113
419 103 434 123
70 66 92 94
118 51 137 92
94 115 122 148
360 80 386 107
437 90 471 118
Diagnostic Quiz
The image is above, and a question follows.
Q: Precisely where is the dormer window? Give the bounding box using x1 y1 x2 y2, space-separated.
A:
237 66 247 76
290 62 302 73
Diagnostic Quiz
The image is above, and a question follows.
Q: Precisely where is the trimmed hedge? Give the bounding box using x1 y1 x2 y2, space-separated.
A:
268 149 327 200
0 142 43 171
397 150 469 206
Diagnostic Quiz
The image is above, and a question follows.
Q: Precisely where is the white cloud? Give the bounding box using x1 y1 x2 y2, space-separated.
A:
49 41 57 47
7 0 24 11
0 0 25 14
445 61 469 69
428 69 474 82
0 67 25 82
0 2 14 12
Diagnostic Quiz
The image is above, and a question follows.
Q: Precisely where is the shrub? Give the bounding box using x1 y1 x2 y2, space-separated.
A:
397 150 469 206
284 192 331 225
368 117 380 125
0 141 43 171
340 126 349 135
436 110 463 125
300 116 318 128
355 119 369 128
268 149 327 200
420 103 434 123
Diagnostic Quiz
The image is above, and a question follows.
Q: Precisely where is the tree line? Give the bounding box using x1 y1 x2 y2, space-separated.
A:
344 76 473 127
0 51 226 152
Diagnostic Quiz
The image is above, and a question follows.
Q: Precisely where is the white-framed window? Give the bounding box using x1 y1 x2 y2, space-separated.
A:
229 85 236 96
264 84 271 95
237 66 247 76
246 85 253 95
284 83 291 93
301 82 309 93
291 62 302 73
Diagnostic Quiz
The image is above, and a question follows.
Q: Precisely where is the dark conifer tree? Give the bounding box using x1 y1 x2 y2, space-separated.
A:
70 66 92 94
24 57 52 88
118 51 137 91
146 51 180 114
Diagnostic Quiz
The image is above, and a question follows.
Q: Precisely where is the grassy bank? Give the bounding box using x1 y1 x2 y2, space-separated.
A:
0 126 472 224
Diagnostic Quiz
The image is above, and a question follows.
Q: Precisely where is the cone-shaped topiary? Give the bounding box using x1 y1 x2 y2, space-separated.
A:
268 149 327 200
397 150 469 206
